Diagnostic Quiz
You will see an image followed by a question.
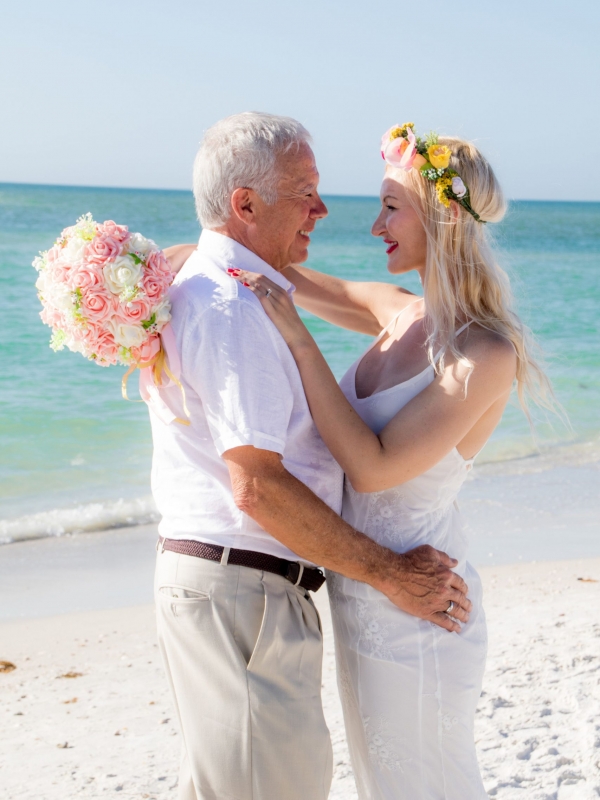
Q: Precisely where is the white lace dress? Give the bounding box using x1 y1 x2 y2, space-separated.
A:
330 322 488 799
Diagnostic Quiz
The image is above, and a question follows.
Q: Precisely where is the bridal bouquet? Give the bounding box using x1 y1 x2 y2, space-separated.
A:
33 213 173 368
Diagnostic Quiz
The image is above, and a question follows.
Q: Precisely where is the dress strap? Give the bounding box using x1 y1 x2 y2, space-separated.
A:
432 321 473 365
378 297 423 341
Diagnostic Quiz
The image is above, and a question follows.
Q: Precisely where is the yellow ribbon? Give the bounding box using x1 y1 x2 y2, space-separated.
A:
121 342 191 426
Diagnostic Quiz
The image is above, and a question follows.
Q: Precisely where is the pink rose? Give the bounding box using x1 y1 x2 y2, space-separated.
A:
118 295 152 325
382 127 419 170
98 220 130 244
79 287 116 324
46 245 64 264
40 306 65 329
142 250 173 300
145 250 173 279
68 262 103 290
47 261 72 286
85 234 123 265
89 327 120 364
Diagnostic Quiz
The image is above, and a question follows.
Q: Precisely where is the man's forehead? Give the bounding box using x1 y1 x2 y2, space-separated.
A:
277 146 319 184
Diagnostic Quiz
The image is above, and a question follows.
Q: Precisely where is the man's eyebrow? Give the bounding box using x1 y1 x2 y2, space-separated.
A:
296 180 318 192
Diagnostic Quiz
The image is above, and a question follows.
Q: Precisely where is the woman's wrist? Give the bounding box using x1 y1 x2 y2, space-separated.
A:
288 335 319 359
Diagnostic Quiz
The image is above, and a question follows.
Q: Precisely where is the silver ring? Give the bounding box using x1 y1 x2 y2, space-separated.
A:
265 288 272 297
446 601 455 615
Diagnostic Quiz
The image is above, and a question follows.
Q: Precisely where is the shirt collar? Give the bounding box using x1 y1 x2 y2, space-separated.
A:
197 229 295 294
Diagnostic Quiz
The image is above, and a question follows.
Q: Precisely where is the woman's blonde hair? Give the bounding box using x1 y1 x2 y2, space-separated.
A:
388 136 554 417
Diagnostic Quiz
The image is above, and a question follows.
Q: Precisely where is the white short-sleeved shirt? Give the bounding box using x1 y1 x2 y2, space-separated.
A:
148 229 343 563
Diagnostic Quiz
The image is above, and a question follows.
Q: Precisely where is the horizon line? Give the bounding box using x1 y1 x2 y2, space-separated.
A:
1 180 598 205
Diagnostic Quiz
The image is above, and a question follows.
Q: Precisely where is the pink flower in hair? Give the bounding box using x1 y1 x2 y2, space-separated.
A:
382 126 419 171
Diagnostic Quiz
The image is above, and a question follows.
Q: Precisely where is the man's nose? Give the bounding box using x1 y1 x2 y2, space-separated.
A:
310 194 328 220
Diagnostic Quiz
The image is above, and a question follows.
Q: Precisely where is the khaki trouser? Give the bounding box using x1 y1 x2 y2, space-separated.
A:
155 547 333 800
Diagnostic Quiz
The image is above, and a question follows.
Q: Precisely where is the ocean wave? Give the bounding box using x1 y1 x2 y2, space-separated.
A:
0 496 159 545
2 436 598 546
472 435 600 476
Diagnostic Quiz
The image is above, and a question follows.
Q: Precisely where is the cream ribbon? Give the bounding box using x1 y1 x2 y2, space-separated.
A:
121 332 190 426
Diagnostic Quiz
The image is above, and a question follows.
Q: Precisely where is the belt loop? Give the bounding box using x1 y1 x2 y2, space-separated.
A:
294 563 304 587
220 547 230 566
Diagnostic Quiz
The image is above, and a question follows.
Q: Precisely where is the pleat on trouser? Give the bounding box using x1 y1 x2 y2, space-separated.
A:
155 549 332 800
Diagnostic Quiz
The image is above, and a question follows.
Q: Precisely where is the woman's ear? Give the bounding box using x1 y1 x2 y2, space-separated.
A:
448 200 461 224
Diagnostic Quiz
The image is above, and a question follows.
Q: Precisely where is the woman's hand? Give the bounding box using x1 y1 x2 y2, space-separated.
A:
228 268 315 352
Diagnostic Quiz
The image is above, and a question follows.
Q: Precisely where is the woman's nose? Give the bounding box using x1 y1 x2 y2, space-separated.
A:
371 210 385 237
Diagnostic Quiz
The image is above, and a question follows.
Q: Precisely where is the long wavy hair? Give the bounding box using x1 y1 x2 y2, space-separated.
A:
388 136 555 416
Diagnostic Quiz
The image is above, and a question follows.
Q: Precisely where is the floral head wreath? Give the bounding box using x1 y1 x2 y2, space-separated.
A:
380 122 485 223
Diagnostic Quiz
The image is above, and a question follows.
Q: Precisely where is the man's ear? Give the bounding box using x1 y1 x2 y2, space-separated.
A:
230 187 259 226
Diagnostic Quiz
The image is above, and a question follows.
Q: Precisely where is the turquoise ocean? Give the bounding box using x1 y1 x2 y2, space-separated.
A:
1 184 598 543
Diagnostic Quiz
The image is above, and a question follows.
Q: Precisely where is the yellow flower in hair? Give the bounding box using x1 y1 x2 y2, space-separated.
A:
428 144 452 170
435 175 452 207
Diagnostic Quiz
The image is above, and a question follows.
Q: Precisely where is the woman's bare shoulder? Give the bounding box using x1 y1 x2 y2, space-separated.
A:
457 324 517 378
369 285 422 329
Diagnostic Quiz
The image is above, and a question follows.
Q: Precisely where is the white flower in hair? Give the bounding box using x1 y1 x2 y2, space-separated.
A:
451 176 467 198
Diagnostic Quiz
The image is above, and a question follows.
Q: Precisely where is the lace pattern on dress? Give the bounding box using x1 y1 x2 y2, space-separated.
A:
356 598 402 660
363 715 410 773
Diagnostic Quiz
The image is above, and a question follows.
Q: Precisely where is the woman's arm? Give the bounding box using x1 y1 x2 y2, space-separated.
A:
162 242 416 335
233 270 517 492
164 243 196 274
283 264 418 336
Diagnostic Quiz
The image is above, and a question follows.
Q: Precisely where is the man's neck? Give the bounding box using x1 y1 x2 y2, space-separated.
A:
209 225 286 273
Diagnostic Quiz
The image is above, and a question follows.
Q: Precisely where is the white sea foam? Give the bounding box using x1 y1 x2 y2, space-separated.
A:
1 437 597 546
0 496 159 545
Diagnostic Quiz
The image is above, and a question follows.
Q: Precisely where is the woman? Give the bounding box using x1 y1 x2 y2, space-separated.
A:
223 125 553 798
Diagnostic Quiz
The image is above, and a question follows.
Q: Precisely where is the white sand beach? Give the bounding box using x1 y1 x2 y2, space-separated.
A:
1 549 599 800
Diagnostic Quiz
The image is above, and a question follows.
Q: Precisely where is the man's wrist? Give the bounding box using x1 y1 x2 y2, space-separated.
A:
364 548 408 595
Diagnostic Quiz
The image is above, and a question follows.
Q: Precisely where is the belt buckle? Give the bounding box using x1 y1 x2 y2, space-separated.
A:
285 561 305 587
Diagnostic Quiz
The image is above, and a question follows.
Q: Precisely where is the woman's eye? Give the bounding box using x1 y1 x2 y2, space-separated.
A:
386 204 396 211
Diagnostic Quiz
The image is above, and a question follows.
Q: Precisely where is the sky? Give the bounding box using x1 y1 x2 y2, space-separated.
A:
2 0 599 200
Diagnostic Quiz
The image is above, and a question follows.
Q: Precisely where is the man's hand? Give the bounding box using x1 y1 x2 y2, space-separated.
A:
224 447 471 634
377 545 472 633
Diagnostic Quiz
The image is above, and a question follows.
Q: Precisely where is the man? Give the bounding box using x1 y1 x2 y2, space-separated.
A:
151 111 471 800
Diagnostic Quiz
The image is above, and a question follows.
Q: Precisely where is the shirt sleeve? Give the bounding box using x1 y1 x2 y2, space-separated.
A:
182 298 294 456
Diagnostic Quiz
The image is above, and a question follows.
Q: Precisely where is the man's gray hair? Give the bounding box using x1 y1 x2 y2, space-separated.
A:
193 112 312 229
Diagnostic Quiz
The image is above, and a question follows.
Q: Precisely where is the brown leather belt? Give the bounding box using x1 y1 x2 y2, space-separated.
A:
158 537 326 593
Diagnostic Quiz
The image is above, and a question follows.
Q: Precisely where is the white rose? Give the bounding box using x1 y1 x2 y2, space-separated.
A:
103 255 143 295
108 320 146 349
128 232 154 255
63 235 88 264
451 176 467 198
152 299 171 328
35 270 49 294
47 282 75 313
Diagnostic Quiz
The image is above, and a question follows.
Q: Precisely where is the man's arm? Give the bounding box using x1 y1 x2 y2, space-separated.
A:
224 446 472 633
